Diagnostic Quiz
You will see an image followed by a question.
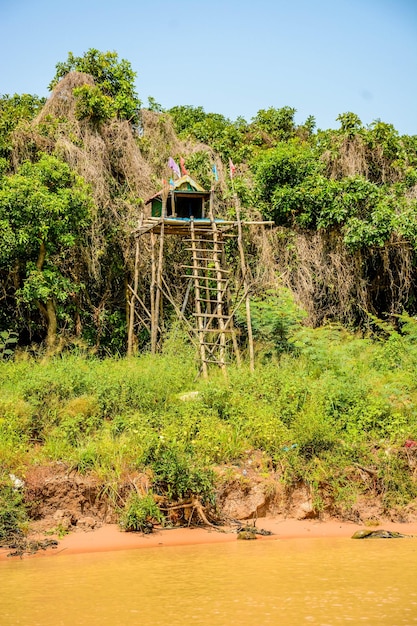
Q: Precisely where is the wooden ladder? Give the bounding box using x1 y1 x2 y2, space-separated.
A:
184 216 237 377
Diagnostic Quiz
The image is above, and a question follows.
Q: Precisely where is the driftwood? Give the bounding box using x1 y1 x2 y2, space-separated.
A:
161 497 219 528
352 529 413 539
5 537 59 558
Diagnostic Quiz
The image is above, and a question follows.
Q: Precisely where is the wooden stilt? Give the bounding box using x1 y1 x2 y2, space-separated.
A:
127 215 144 356
235 195 255 372
150 231 157 353
127 235 140 356
153 220 165 351
209 191 227 375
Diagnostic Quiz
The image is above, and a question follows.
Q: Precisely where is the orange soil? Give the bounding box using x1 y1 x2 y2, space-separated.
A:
2 517 417 561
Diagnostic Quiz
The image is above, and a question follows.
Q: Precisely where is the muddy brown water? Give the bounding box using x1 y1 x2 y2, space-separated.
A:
1 538 416 625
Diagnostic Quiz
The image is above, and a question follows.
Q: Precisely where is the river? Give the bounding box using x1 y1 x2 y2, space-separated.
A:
1 538 416 625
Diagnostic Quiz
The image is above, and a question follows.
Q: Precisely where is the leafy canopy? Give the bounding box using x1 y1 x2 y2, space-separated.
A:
49 49 141 124
0 154 93 308
0 94 45 162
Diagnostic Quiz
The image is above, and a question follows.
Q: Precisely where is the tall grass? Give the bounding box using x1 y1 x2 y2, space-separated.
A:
1 320 417 522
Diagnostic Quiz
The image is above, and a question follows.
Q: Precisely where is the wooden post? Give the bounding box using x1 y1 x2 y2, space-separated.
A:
235 195 255 372
222 246 242 367
153 221 165 352
171 190 176 217
162 180 169 218
150 231 157 353
127 215 144 356
209 190 227 376
127 236 140 356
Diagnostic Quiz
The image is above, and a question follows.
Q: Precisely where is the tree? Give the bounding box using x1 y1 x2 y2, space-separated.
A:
0 154 92 348
0 94 45 162
251 141 320 217
251 106 297 141
49 49 141 124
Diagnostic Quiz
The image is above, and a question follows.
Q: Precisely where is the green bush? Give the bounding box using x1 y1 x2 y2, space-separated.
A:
0 483 27 543
143 439 215 503
119 493 164 533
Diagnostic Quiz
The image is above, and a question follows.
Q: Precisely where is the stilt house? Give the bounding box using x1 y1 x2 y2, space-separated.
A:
128 173 272 376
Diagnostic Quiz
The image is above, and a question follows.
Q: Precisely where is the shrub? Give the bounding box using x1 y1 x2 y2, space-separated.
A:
119 493 164 533
0 483 27 543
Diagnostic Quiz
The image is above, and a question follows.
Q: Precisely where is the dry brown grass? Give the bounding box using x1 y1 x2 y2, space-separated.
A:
267 229 414 326
322 134 368 180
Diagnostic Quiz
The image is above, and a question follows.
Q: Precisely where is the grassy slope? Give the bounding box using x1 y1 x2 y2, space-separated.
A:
1 324 417 535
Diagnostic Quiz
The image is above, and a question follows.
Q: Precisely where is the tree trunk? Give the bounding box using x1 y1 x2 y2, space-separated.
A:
36 240 57 350
45 298 58 349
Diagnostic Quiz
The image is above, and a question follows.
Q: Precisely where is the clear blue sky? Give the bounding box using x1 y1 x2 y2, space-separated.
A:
1 0 416 134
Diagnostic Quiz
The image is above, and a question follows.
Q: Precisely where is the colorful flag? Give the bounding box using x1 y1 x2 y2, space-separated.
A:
168 157 180 178
212 164 219 182
229 158 236 179
169 178 175 188
180 157 189 176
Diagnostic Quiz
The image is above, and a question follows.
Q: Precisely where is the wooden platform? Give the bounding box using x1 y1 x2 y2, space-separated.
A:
133 216 272 237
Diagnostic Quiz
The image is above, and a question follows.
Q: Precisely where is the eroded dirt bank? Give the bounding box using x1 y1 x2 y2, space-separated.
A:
2 460 417 560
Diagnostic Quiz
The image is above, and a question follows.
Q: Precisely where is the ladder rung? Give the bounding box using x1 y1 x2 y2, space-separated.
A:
184 248 224 252
192 328 236 333
188 284 229 292
180 275 229 282
199 285 229 292
191 230 219 234
202 359 228 364
193 256 224 262
183 240 225 245
193 313 229 321
181 265 230 273
195 297 220 303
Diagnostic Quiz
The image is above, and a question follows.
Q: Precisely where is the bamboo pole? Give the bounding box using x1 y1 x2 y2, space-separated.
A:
150 231 157 353
181 278 193 316
127 215 144 356
234 194 255 372
153 220 165 352
209 190 227 375
127 235 140 356
222 245 242 366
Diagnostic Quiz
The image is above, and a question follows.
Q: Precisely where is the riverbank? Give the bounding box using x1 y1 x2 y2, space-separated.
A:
2 517 417 561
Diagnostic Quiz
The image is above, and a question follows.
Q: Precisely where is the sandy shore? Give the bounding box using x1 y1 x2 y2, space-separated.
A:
2 517 417 561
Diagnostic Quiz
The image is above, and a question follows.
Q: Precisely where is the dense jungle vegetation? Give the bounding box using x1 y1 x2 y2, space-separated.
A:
1 49 417 539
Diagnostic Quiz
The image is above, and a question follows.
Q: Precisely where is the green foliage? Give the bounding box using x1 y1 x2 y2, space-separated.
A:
119 492 164 533
237 288 306 355
0 330 416 518
168 105 207 134
376 451 417 509
0 93 45 161
183 151 213 190
0 153 92 265
168 105 247 162
336 112 363 136
0 153 93 344
49 49 141 123
146 97 164 113
251 106 297 141
0 483 27 542
251 142 320 216
0 330 18 360
72 85 114 125
59 396 101 446
2 57 417 519
143 439 215 503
